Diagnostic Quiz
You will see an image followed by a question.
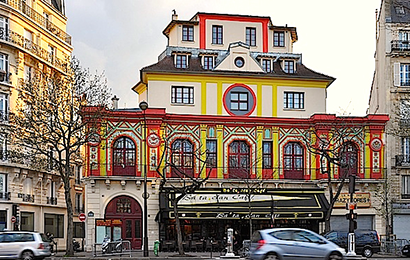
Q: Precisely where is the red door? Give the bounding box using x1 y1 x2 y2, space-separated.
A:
105 196 142 249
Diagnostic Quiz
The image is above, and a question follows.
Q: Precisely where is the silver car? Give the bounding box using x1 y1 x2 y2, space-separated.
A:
0 231 51 260
250 228 346 260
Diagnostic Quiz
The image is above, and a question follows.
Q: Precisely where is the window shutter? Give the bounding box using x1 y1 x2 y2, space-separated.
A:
394 62 400 86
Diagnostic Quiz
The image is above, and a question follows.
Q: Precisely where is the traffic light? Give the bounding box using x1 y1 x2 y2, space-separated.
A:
349 175 356 194
345 212 358 220
12 204 19 218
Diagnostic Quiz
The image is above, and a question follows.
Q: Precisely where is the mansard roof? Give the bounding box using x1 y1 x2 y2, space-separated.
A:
140 55 334 84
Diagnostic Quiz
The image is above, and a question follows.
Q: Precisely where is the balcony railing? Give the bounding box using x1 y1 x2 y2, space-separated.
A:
47 196 57 205
392 40 410 51
396 155 410 167
0 192 11 200
18 193 35 203
1 0 71 45
0 28 69 73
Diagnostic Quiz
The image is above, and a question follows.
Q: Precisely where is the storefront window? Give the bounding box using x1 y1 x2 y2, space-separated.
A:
21 212 34 231
44 213 64 238
73 222 85 238
0 210 6 231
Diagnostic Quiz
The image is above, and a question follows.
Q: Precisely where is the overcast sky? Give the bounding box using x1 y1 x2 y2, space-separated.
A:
66 0 381 116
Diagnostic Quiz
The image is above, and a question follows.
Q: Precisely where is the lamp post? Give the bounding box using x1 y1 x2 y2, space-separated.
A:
139 101 149 257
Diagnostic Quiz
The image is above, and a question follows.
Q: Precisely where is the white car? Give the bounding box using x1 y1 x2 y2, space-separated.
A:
250 228 346 260
0 231 51 260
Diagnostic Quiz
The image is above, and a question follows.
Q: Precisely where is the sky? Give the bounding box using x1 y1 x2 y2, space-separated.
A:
65 0 381 116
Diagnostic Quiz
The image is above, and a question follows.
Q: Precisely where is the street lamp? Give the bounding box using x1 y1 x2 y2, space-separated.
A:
139 100 149 257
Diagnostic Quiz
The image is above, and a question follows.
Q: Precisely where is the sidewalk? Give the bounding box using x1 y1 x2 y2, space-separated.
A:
45 250 236 260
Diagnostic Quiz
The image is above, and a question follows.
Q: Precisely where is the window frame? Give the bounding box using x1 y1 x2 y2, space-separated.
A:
283 60 295 73
246 27 256 46
283 142 304 179
212 25 223 45
20 212 34 231
284 92 305 109
0 53 9 83
0 94 8 122
262 141 273 169
171 139 194 177
400 64 410 86
228 140 250 179
262 59 272 72
274 31 285 47
175 54 188 69
0 16 9 40
182 25 194 42
44 213 64 238
230 91 249 111
203 56 214 70
112 137 136 176
171 86 194 105
206 139 217 168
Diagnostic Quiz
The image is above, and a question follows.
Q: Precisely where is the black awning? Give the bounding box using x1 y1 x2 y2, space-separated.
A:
159 188 329 221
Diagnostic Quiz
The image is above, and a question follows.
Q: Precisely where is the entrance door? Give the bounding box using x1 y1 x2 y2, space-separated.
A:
105 196 142 249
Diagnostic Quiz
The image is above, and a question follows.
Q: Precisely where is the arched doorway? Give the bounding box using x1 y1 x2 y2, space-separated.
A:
105 195 142 249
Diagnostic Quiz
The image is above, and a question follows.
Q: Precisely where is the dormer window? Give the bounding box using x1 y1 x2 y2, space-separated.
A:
274 31 285 47
396 6 405 15
182 25 194 42
283 60 295 74
262 59 272 72
203 56 214 70
175 54 188 68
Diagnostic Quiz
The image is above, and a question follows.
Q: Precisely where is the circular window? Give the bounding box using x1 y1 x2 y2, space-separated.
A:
223 83 256 116
234 57 245 68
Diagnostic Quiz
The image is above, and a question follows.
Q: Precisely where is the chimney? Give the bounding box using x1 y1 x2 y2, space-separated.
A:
112 95 119 109
172 9 178 20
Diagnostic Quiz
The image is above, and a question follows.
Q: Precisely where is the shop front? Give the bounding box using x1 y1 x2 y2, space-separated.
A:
158 188 329 251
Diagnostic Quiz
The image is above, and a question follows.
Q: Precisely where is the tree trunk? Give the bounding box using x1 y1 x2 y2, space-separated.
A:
173 199 185 255
63 175 74 256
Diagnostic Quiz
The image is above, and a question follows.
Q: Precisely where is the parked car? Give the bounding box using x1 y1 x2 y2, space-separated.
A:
249 228 346 260
402 243 410 257
0 231 51 260
323 230 380 257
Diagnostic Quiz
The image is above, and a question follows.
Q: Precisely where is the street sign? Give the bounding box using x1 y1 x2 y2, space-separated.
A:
11 216 16 223
78 213 86 222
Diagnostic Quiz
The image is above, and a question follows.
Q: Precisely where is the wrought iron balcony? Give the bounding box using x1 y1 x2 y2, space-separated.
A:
0 192 11 200
396 155 410 167
0 28 69 73
75 206 84 214
18 193 35 203
0 0 71 45
47 196 57 205
392 40 410 51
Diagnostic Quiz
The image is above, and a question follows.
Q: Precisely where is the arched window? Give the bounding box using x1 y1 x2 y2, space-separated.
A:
228 140 250 178
171 139 194 177
283 142 304 179
113 137 136 176
339 142 358 177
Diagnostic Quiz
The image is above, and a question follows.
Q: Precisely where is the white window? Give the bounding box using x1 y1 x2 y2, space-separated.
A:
0 94 8 122
394 63 410 86
24 29 33 49
283 60 295 73
262 59 272 72
48 181 56 198
0 174 6 195
24 177 33 195
171 86 194 104
24 65 33 82
48 45 55 63
284 92 304 109
0 16 8 40
402 175 410 199
202 56 214 70
0 53 8 82
175 54 187 68
0 135 6 160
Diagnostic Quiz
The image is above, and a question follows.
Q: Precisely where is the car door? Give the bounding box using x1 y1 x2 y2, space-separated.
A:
0 233 19 258
291 230 329 260
269 230 297 260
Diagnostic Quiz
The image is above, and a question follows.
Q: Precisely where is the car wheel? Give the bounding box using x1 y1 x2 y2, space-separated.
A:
21 251 34 260
264 253 278 260
363 247 373 258
328 252 343 260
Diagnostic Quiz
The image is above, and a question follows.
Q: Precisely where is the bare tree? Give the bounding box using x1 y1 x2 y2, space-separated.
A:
156 138 212 256
9 57 111 256
304 124 364 233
